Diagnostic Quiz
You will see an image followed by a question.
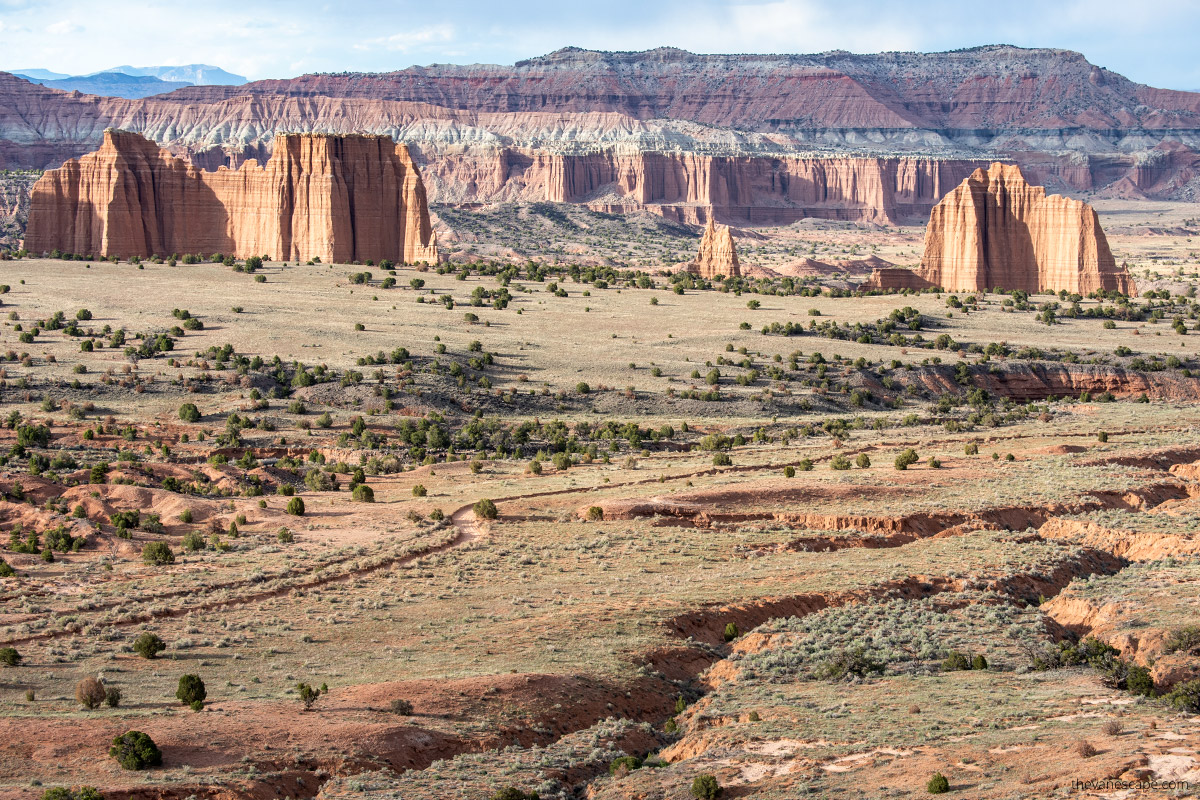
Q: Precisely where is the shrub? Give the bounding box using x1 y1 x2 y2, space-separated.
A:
783 465 795 477
474 499 498 520
0 646 20 666
586 506 604 521
1164 679 1200 713
109 730 162 770
286 497 305 516
927 457 942 469
723 622 740 642
1097 431 1108 443
1165 625 1200 655
296 682 322 710
182 531 205 552
429 508 445 522
712 452 731 466
971 654 988 671
105 687 121 708
352 484 374 502
609 755 642 775
830 454 851 470
176 674 206 710
178 403 200 423
491 789 538 800
855 453 871 468
552 452 571 471
576 382 591 394
1075 740 1097 758
76 677 106 709
389 698 413 715
41 789 101 800
691 774 722 799
277 527 294 543
1126 665 1155 697
133 632 165 659
798 458 813 471
941 651 970 671
1102 719 1123 736
412 484 427 497
815 647 885 681
926 772 949 793
527 459 542 475
142 541 174 566
895 449 919 470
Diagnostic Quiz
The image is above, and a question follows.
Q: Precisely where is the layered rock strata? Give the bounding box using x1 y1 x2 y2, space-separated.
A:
24 130 438 264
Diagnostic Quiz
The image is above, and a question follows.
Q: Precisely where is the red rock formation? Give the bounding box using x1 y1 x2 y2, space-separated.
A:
861 267 935 291
24 130 438 264
916 163 1134 295
688 219 740 279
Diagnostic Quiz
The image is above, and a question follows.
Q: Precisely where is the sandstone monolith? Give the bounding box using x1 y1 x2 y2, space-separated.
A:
688 219 740 279
24 130 438 264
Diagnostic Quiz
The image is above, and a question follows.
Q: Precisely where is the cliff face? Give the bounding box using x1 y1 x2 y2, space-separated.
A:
916 163 1134 295
24 130 438 264
425 149 982 225
688 219 740 279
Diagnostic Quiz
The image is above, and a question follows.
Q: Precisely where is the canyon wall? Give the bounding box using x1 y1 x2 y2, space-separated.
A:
24 130 438 264
5 45 1200 232
423 148 984 224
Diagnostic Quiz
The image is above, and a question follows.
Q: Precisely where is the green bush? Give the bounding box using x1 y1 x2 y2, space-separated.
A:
552 452 571 471
182 530 205 552
389 698 413 715
855 453 871 469
798 458 813 471
783 465 795 477
133 632 165 659
830 454 851 470
895 449 919 470
490 789 538 800
474 498 498 520
352 484 374 502
1164 679 1200 713
971 654 988 671
609 755 642 775
1126 665 1155 697
141 541 174 566
723 622 740 642
0 646 20 666
713 452 732 466
941 651 971 671
691 774 722 799
296 681 323 710
178 403 200 423
277 527 294 543
40 788 102 800
412 484 427 497
585 506 603 521
926 772 950 794
109 730 162 770
105 687 121 708
286 497 305 516
176 674 206 711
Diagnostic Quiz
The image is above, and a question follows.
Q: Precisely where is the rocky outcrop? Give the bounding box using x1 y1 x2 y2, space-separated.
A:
24 130 438 264
688 219 740 279
916 164 1135 294
862 267 935 291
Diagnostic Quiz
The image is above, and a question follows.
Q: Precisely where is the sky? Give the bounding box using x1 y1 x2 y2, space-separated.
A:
0 0 1196 90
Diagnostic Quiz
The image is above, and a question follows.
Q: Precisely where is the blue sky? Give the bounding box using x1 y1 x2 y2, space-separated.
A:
1 0 1196 89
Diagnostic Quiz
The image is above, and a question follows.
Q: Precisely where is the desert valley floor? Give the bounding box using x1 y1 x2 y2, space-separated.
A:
0 201 1199 799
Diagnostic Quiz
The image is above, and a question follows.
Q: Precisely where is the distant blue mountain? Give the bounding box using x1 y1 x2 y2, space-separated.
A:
14 72 192 99
11 68 71 81
101 64 247 86
8 63 246 98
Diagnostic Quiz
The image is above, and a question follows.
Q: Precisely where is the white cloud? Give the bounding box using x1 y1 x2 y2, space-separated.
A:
370 24 455 53
45 18 81 35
